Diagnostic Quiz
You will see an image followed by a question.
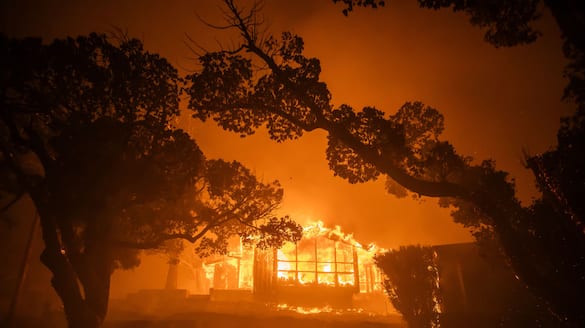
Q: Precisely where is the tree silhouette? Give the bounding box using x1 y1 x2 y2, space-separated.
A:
186 1 585 325
336 0 585 324
521 106 585 326
112 157 301 255
1 33 183 327
332 0 386 16
0 33 301 327
375 245 441 328
334 0 541 47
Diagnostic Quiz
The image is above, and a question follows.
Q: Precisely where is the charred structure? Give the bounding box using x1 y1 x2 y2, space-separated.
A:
198 222 386 311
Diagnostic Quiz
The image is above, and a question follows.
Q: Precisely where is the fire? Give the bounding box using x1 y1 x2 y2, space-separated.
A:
200 220 384 296
274 220 384 291
275 303 370 315
276 303 334 314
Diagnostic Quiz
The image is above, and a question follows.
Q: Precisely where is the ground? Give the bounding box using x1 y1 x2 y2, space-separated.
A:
103 311 405 328
11 311 404 327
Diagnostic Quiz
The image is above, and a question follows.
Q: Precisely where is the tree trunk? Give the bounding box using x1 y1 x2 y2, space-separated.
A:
33 193 110 327
39 224 102 327
71 250 112 328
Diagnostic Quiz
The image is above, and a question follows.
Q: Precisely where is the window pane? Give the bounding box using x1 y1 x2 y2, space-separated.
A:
277 271 296 285
277 260 296 272
298 261 315 272
317 262 334 273
338 273 354 286
317 272 336 286
299 272 315 284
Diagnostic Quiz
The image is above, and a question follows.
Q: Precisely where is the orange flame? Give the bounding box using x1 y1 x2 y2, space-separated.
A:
275 220 384 291
201 220 385 296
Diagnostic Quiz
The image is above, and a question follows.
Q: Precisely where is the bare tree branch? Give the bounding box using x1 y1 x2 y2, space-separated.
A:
210 0 469 199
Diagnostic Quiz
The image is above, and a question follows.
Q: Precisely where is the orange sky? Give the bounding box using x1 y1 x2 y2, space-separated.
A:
1 0 575 249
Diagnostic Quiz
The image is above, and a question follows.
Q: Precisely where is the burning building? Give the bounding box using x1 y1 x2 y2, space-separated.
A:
111 221 392 318
197 221 387 312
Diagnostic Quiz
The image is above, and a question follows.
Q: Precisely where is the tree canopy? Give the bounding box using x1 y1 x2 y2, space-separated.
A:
1 32 301 327
186 1 585 325
2 32 186 326
334 0 541 47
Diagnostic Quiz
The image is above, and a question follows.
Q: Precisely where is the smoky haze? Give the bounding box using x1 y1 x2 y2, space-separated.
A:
0 0 571 249
0 2 576 326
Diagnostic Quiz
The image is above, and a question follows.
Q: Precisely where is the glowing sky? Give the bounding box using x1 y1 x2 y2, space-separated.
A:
1 0 574 248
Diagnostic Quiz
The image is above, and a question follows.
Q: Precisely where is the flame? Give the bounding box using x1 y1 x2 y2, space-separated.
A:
274 220 384 291
275 303 370 315
200 220 384 295
275 303 333 314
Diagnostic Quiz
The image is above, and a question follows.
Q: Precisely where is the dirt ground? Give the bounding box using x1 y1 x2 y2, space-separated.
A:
103 311 406 328
9 311 405 328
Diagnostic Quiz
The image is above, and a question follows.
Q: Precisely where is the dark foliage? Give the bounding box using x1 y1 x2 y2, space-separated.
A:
0 33 301 327
1 33 185 327
186 1 585 326
376 245 441 328
332 0 385 16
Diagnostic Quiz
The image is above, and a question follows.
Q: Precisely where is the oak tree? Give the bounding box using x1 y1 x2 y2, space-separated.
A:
0 33 301 327
1 33 184 327
186 1 585 325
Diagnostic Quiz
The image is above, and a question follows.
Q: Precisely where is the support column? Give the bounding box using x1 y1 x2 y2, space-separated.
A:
353 246 360 293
